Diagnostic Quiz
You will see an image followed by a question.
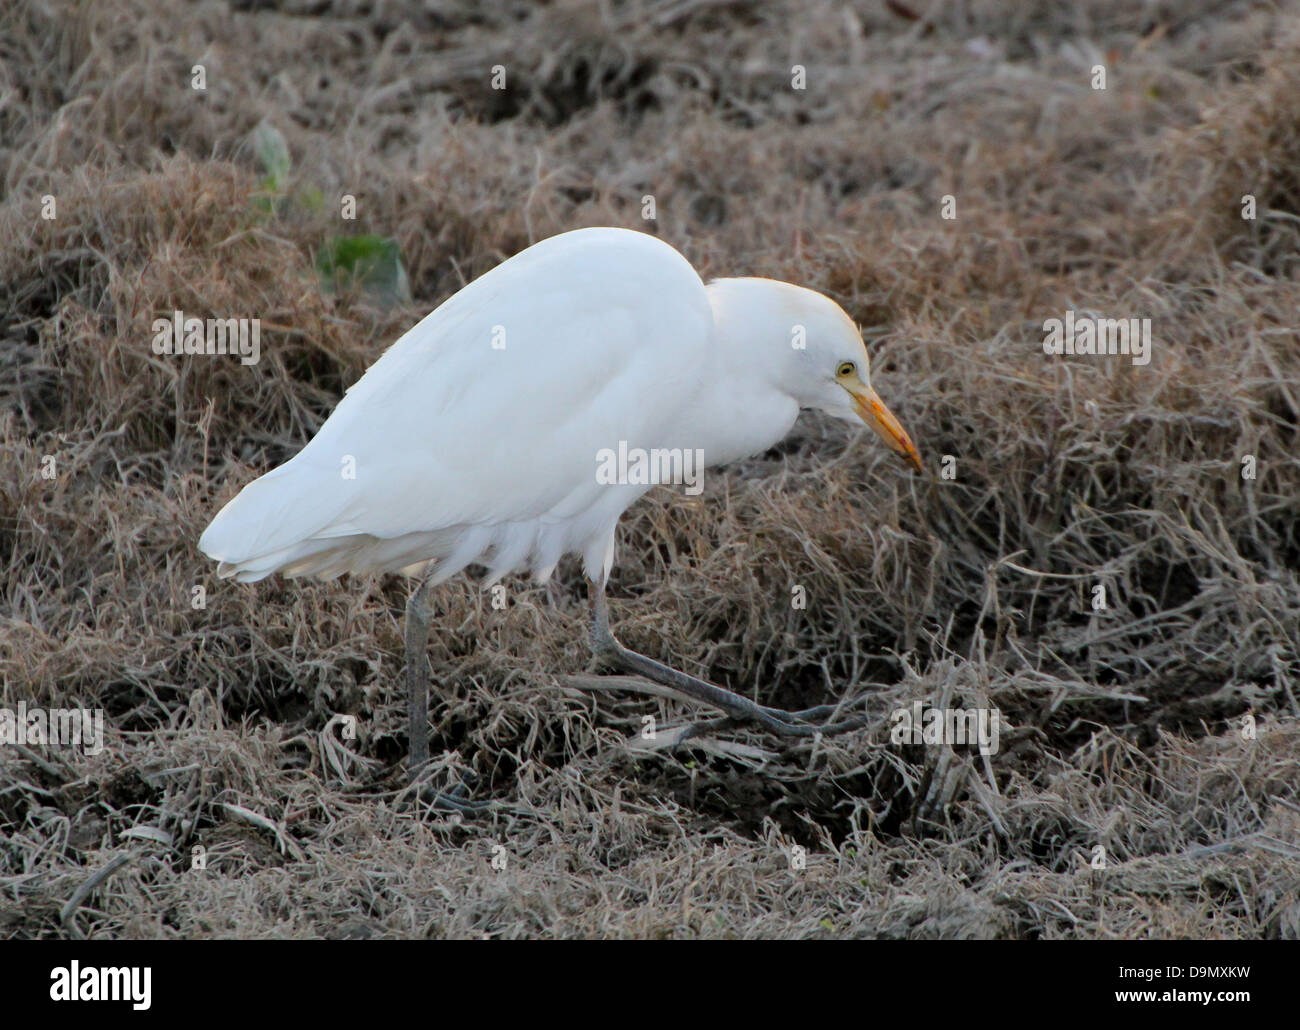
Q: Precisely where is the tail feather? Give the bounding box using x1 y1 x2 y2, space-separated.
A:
199 458 355 579
200 464 537 585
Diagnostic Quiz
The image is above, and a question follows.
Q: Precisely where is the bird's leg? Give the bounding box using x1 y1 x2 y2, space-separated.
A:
399 574 495 813
405 573 434 783
586 579 869 737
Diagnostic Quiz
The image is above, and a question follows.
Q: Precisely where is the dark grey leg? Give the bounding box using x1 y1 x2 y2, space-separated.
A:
405 575 434 783
586 578 869 737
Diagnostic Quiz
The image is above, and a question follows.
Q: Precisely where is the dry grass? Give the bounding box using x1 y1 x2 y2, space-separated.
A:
1 0 1298 938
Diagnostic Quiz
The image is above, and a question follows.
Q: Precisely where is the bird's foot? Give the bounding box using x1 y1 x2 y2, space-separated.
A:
585 579 871 739
589 637 870 738
396 768 496 815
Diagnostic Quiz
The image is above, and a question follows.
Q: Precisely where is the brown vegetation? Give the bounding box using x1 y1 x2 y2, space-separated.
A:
1 0 1298 938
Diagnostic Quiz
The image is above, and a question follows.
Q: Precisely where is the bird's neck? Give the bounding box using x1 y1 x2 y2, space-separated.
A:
688 279 804 467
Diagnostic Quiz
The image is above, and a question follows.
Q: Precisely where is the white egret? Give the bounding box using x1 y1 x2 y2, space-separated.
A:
198 227 921 784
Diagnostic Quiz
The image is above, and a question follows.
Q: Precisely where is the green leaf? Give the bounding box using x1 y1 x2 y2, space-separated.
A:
299 186 325 213
315 234 411 305
253 121 291 191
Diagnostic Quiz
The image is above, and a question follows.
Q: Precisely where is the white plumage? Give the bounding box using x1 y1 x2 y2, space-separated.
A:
199 227 922 777
201 229 708 584
200 227 918 589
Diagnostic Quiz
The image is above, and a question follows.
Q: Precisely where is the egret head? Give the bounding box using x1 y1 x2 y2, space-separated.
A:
709 278 922 472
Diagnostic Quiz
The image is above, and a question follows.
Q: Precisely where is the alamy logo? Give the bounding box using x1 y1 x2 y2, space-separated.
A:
0 702 103 755
1042 309 1151 366
50 962 151 1010
595 441 705 495
890 702 1000 756
151 309 261 365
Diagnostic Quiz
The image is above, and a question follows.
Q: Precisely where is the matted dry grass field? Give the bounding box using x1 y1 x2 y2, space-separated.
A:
1 0 1299 939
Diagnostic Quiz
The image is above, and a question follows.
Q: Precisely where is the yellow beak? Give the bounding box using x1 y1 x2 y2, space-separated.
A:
848 383 922 472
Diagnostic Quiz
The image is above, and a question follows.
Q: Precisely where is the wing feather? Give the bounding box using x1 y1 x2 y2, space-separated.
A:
199 228 714 578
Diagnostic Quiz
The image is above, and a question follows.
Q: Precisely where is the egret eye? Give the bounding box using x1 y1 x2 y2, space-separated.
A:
836 361 856 378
